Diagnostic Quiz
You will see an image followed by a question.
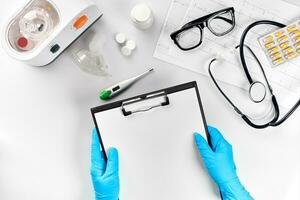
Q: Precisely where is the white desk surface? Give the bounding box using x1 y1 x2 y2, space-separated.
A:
0 0 299 199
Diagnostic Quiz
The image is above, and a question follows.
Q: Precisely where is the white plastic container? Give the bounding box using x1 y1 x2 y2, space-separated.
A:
2 0 103 66
130 4 154 30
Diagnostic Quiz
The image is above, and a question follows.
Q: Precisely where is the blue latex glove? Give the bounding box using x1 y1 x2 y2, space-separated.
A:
91 129 120 200
194 126 253 200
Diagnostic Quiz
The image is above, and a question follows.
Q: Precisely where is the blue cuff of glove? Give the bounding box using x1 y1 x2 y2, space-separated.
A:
219 178 254 200
95 192 118 200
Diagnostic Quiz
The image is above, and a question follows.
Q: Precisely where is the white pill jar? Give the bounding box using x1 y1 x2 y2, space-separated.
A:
130 3 154 30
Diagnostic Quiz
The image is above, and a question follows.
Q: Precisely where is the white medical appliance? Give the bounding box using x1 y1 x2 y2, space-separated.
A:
1 0 103 66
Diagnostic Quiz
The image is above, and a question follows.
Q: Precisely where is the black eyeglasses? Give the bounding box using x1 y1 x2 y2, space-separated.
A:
170 7 235 51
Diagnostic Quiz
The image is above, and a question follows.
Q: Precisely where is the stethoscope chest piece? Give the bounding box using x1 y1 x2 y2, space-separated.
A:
249 81 266 103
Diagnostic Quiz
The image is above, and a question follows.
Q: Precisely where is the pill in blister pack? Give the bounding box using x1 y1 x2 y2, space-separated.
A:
259 20 300 67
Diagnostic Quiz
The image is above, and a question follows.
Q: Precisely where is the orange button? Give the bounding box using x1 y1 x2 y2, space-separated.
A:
73 15 88 29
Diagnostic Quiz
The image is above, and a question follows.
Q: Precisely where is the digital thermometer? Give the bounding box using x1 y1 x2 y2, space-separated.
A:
99 68 154 100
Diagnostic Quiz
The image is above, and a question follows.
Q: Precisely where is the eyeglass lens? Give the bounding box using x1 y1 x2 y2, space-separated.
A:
176 26 202 50
208 11 234 36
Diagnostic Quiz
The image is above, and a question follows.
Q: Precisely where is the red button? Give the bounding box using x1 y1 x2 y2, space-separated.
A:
17 37 28 48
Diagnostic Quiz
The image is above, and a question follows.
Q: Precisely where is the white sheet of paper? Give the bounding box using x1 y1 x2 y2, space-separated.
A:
94 88 219 200
154 0 300 109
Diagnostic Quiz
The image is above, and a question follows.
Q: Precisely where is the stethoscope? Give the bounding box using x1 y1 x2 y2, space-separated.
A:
209 20 300 129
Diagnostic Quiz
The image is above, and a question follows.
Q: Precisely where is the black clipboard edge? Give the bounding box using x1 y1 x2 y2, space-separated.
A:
91 81 211 161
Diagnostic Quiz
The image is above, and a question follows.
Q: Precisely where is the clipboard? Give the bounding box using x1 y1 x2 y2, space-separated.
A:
91 81 217 200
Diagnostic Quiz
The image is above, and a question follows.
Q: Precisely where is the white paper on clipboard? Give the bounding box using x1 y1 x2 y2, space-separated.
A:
91 82 219 200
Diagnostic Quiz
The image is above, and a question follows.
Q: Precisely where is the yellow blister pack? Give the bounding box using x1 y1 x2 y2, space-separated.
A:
259 20 300 67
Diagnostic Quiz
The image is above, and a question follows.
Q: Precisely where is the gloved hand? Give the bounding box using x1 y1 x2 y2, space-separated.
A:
194 126 253 200
91 129 120 200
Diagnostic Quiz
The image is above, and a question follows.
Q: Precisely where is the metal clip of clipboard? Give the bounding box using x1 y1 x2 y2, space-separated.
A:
121 92 170 116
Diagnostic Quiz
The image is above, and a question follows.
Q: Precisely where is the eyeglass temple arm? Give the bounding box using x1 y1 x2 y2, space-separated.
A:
181 7 235 29
213 16 233 24
182 15 233 29
182 14 213 28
